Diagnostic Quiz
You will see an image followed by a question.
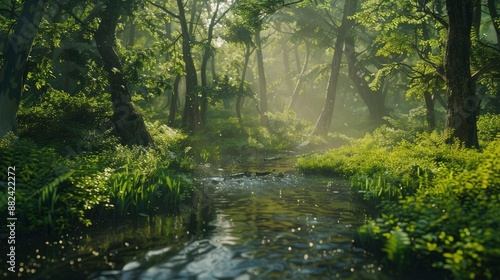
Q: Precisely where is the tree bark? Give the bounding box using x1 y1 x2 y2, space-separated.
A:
178 0 202 132
344 35 388 123
200 1 221 125
237 43 252 126
487 0 500 46
0 0 48 140
472 0 482 38
95 1 153 146
255 31 268 125
288 41 309 110
423 91 436 130
168 74 182 127
275 22 293 96
312 0 356 136
421 21 436 131
444 0 479 148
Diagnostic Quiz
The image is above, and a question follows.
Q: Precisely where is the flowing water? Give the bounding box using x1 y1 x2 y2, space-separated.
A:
9 155 388 279
90 155 387 280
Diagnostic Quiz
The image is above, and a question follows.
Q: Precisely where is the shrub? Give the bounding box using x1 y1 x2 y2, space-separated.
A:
0 134 83 232
246 110 313 150
477 113 500 145
17 88 112 147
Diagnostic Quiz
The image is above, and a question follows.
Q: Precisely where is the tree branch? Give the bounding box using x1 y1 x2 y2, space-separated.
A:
146 0 179 18
472 60 500 80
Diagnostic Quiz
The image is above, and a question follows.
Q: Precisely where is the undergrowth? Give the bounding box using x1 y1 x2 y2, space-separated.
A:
298 114 500 279
0 90 195 235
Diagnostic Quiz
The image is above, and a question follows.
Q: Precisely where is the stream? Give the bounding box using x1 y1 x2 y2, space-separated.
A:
9 154 388 279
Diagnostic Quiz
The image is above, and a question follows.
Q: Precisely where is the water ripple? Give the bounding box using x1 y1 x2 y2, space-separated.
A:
93 175 386 279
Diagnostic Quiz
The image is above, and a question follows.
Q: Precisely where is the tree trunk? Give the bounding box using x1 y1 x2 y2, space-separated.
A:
487 0 500 45
0 0 48 140
168 74 182 127
423 91 436 130
419 21 436 131
444 0 479 148
237 43 252 126
288 41 309 110
344 34 388 123
178 0 202 132
312 0 356 136
275 23 293 95
200 1 220 125
95 1 153 146
127 17 136 49
472 0 482 38
255 31 268 125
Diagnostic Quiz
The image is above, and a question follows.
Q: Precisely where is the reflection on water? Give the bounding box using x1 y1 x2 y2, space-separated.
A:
93 173 387 280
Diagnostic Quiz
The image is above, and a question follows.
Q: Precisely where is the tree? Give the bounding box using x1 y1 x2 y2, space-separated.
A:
444 0 479 148
94 0 153 146
176 0 202 132
254 30 268 125
199 0 232 124
312 0 356 136
0 0 49 140
344 34 388 123
224 22 254 125
288 41 309 110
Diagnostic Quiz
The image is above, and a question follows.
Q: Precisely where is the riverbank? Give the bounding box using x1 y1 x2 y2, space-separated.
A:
298 115 500 279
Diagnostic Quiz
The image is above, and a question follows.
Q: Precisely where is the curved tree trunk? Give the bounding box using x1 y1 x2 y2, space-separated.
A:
95 1 153 146
0 0 48 140
288 41 310 110
312 0 356 136
344 35 388 123
444 0 479 148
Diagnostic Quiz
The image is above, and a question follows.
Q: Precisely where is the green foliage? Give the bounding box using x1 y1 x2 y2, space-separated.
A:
356 139 500 278
106 162 192 219
477 113 500 146
247 110 313 150
299 128 481 200
299 124 500 278
0 135 82 232
17 88 112 147
0 123 194 234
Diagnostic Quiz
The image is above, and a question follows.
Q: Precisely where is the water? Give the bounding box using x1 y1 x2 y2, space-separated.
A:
92 171 386 279
9 155 387 279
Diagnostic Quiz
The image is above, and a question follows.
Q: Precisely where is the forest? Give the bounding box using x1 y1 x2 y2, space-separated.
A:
0 0 499 279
